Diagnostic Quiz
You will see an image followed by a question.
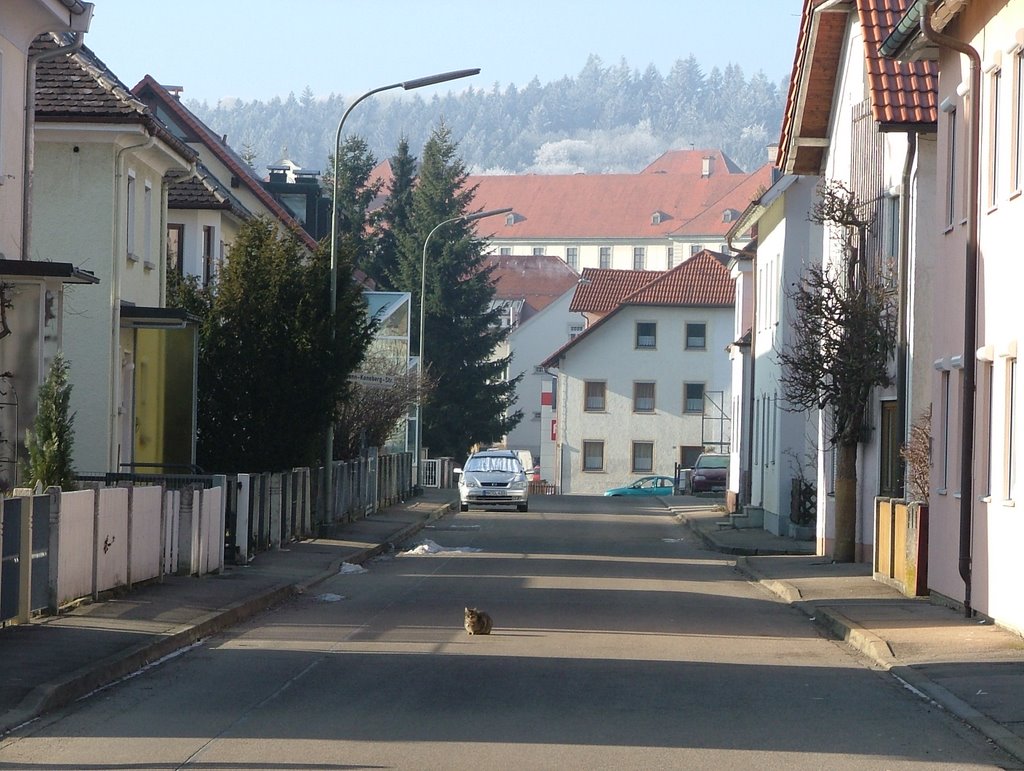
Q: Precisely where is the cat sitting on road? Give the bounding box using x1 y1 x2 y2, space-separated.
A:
464 607 493 635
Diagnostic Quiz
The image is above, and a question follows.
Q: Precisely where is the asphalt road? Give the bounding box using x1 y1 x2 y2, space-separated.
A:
0 495 1017 769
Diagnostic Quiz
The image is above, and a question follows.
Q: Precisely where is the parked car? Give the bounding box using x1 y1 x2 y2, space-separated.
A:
454 449 530 512
604 475 677 496
690 453 728 493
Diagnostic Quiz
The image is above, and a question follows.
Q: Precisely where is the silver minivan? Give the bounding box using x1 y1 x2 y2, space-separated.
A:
454 449 530 512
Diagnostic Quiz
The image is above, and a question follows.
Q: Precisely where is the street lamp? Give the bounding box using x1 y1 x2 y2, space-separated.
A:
416 207 513 487
324 68 480 523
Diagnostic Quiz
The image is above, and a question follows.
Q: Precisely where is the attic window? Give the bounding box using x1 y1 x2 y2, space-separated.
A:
651 211 669 225
505 212 519 226
722 208 740 223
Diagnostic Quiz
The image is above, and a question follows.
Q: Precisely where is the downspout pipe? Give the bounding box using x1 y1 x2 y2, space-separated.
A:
922 1 980 618
23 32 85 260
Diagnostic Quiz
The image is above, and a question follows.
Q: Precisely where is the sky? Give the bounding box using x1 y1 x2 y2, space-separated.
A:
83 0 806 105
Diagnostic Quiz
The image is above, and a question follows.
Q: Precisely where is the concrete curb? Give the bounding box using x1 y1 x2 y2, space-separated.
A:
1 498 456 737
891 666 1024 765
1 581 299 736
734 555 1024 766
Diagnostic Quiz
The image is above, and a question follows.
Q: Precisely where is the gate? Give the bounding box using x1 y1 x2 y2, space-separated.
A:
421 459 440 488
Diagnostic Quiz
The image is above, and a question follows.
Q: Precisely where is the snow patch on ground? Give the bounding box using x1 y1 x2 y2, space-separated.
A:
399 539 483 556
315 593 346 602
338 562 368 574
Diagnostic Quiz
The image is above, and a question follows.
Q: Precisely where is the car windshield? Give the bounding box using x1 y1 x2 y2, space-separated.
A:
465 456 521 473
696 455 728 469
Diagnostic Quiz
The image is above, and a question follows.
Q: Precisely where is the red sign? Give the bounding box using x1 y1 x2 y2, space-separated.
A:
550 419 557 440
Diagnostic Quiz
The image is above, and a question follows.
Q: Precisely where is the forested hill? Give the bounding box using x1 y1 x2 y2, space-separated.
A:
188 54 787 177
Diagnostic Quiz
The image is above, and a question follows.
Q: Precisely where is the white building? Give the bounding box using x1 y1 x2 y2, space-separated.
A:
542 252 734 494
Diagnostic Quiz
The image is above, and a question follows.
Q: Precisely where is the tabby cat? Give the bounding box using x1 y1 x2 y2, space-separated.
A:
464 607 493 635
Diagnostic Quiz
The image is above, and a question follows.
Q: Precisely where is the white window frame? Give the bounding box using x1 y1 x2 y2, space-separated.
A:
633 246 646 270
126 171 137 260
599 246 611 269
566 246 579 271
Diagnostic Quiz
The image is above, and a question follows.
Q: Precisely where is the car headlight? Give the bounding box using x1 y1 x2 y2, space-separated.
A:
509 478 528 490
462 474 482 489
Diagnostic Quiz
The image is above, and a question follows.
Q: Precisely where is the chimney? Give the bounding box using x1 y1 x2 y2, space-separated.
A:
701 156 712 178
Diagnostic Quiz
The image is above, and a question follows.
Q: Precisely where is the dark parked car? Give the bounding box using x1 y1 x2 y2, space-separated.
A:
690 453 728 493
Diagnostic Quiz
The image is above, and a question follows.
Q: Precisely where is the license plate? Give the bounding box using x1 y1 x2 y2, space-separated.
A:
482 489 504 496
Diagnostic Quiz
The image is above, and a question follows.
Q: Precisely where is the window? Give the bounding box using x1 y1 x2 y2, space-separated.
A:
166 223 184 276
990 66 1002 207
940 369 951 490
1015 49 1024 190
685 322 707 350
679 445 702 468
583 440 604 471
126 172 136 258
633 382 655 412
584 381 606 411
690 244 701 257
499 247 512 256
635 321 657 349
667 246 674 269
202 225 215 286
882 193 900 284
599 246 611 269
568 322 584 340
1007 357 1017 500
946 104 958 227
566 246 579 271
143 182 153 263
983 359 994 498
632 441 654 473
633 246 646 270
684 382 704 413
879 400 901 497
532 247 545 256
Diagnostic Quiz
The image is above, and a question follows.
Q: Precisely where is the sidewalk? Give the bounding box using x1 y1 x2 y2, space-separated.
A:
665 495 1024 765
0 488 458 737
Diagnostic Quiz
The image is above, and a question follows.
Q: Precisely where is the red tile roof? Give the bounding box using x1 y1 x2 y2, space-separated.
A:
483 254 581 316
858 0 938 126
468 161 773 240
621 251 734 307
570 268 665 314
778 0 937 173
641 149 744 175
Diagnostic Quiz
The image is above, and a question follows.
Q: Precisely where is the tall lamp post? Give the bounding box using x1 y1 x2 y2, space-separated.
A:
324 68 480 523
416 207 512 487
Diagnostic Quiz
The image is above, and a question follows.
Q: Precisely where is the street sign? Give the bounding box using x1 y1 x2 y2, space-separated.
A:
349 372 396 389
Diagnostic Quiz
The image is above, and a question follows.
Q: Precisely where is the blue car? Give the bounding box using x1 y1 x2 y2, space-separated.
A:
604 475 677 496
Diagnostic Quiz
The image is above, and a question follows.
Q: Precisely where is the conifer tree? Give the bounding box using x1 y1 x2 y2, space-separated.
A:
393 123 521 459
24 352 76 489
178 217 374 472
370 137 417 290
324 136 381 281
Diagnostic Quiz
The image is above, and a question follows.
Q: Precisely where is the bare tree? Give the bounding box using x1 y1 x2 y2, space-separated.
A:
776 179 896 562
333 350 436 460
901 405 932 504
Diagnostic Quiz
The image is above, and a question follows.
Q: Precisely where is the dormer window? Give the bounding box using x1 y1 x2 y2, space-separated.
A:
722 208 740 223
651 210 669 225
505 212 519 226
